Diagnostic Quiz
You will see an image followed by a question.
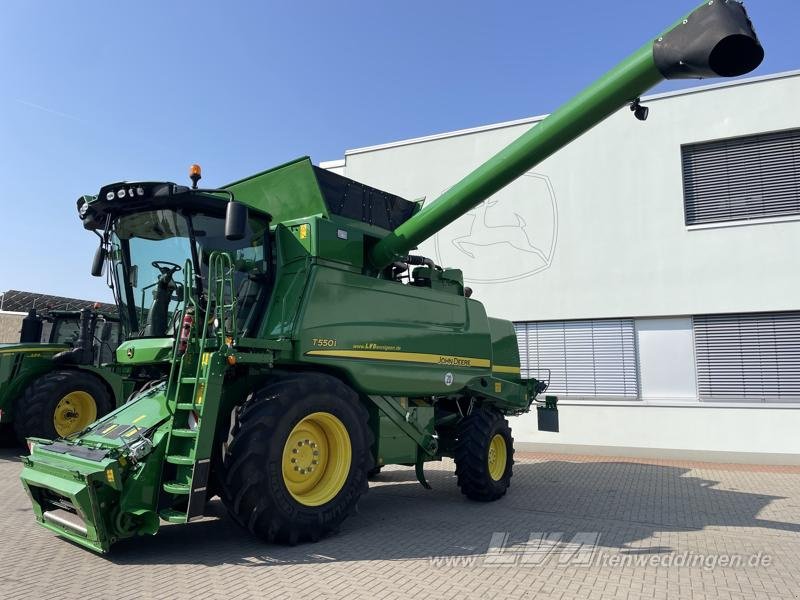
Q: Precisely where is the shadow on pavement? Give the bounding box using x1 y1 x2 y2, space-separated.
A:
0 446 23 463
102 460 800 567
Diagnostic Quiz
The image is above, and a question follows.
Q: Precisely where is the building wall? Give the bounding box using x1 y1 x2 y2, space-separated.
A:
338 72 800 322
324 72 800 462
0 312 25 344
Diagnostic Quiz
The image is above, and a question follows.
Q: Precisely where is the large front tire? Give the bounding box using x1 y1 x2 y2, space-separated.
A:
222 374 372 544
0 423 17 448
14 370 113 442
454 408 514 501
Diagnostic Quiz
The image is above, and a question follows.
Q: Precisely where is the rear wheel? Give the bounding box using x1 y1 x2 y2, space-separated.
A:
14 370 113 442
454 407 514 501
0 423 17 448
222 373 372 544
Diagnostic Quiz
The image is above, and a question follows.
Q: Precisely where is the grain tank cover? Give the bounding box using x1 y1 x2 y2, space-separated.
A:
225 156 418 231
314 166 418 231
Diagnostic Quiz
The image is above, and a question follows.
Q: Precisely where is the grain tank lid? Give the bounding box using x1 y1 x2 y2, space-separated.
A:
223 156 419 229
313 166 420 231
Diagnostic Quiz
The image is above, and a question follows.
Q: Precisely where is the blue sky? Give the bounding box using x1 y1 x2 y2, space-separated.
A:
0 0 796 303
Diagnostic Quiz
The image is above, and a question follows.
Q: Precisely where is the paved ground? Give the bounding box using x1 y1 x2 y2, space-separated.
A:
2 448 799 600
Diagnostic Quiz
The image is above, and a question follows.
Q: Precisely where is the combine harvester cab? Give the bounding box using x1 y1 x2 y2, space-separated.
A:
20 0 763 553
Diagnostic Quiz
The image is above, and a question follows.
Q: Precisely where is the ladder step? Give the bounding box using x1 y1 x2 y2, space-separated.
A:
166 454 194 466
171 428 198 438
163 481 191 495
159 508 188 524
176 403 200 411
180 377 198 384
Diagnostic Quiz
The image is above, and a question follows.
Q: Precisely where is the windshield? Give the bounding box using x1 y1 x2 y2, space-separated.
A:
109 208 268 338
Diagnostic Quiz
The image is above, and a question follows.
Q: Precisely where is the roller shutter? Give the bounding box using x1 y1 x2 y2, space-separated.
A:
694 312 800 402
514 319 639 399
682 128 800 226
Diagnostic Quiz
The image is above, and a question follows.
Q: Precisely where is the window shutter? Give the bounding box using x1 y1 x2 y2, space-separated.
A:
694 312 800 402
515 319 638 398
682 128 800 226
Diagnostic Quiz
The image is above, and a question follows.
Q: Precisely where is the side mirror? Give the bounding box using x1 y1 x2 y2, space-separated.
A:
91 245 106 277
225 201 248 241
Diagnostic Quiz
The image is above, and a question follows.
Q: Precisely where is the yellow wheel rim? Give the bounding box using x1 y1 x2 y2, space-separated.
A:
53 391 97 437
487 433 508 481
282 412 352 507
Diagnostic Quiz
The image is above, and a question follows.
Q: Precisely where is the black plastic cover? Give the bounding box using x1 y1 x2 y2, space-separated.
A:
313 166 417 231
19 309 43 343
225 200 248 241
653 0 763 80
78 182 223 231
41 441 109 461
537 405 559 433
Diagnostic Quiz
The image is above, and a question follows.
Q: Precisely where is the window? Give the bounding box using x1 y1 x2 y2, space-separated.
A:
682 128 800 226
694 312 800 402
514 319 639 399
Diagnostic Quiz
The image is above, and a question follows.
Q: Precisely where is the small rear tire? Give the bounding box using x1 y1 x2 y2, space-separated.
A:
222 373 373 544
454 407 514 501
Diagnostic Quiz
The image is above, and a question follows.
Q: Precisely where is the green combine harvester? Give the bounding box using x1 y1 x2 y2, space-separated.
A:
20 0 763 553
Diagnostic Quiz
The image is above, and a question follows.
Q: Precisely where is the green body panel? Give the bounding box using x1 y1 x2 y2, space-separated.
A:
296 264 491 393
19 0 763 553
224 157 330 224
488 318 523 382
368 399 435 466
115 338 174 365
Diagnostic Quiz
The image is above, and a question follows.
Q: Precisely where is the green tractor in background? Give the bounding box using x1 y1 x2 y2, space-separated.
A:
19 0 763 554
0 274 180 444
0 307 124 444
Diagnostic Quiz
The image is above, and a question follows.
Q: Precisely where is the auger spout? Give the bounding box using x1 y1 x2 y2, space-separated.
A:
368 0 763 270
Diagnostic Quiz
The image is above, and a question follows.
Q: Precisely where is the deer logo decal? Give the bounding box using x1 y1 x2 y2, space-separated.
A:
432 172 558 284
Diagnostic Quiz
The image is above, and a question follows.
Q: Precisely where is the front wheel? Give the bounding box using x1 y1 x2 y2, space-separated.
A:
0 423 17 448
454 408 514 501
14 370 113 442
222 373 373 544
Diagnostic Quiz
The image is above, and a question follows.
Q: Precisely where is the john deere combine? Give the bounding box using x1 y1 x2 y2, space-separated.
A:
20 1 763 553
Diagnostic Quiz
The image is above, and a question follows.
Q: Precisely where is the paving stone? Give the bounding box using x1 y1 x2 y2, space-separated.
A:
2 449 799 600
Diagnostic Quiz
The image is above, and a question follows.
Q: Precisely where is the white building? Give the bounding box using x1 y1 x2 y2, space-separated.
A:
322 70 800 464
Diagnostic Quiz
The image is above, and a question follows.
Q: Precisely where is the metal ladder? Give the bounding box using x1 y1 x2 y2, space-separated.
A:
159 253 237 523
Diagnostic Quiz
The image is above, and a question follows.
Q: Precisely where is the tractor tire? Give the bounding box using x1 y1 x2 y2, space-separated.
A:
0 423 18 448
222 373 373 544
13 370 113 443
367 466 383 479
454 407 514 502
